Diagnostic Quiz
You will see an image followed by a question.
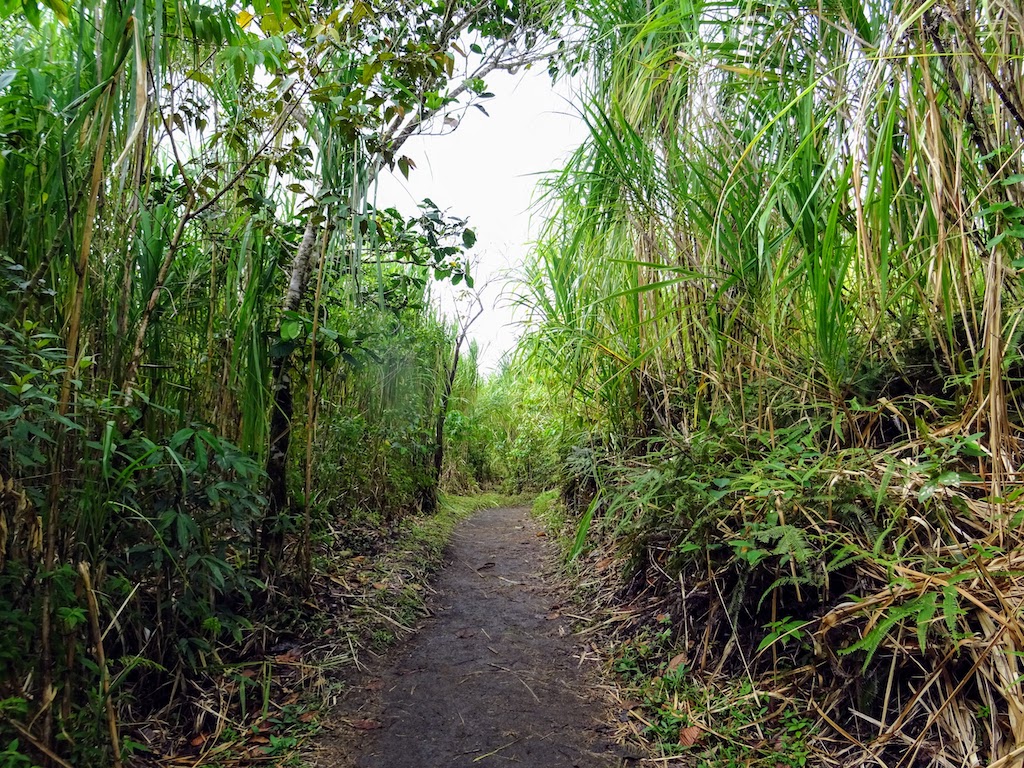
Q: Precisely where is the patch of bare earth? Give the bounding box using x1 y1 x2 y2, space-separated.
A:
310 506 620 767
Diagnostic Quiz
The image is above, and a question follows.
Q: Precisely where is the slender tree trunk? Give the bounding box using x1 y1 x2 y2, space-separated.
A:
423 300 482 514
423 338 461 514
260 214 319 572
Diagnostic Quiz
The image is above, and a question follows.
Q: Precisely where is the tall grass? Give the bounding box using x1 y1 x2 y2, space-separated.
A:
0 0 562 761
528 0 1024 446
520 0 1024 764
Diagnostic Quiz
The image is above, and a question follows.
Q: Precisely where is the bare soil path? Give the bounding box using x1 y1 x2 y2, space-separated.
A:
322 506 618 767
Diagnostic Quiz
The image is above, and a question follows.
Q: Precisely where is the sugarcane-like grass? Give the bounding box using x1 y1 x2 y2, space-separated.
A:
519 0 1024 765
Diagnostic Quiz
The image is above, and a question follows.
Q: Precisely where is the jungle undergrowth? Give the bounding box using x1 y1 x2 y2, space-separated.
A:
534 488 821 767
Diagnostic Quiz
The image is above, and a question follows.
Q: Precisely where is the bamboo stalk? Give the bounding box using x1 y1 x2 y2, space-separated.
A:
41 83 115 758
78 562 122 768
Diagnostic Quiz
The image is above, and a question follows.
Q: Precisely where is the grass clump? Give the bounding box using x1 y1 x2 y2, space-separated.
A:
624 666 817 767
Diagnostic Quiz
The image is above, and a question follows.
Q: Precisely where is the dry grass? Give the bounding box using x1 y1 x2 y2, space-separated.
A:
538 460 1024 768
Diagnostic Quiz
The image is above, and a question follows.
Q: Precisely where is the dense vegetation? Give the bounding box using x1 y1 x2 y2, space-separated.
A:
0 0 562 764
518 1 1024 765
5 0 1024 766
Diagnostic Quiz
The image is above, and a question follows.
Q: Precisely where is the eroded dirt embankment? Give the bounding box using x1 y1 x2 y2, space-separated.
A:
316 505 618 767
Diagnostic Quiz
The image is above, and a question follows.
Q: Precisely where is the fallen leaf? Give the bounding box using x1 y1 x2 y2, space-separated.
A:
545 612 560 620
299 712 316 723
351 719 382 731
678 725 702 747
365 678 384 692
667 652 688 672
189 734 208 748
595 556 614 571
535 531 547 537
250 735 270 744
456 628 476 639
372 582 388 590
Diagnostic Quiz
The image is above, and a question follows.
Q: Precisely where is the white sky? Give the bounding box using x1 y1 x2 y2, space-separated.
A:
374 67 586 373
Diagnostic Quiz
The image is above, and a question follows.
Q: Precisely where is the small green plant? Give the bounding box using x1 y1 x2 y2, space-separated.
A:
757 616 811 654
632 671 817 765
263 734 298 756
119 738 150 761
0 740 40 768
613 625 674 683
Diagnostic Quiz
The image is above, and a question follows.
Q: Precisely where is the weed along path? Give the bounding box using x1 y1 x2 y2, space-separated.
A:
325 506 618 767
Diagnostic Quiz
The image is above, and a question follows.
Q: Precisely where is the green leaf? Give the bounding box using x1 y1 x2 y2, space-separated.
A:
351 0 372 24
942 585 964 634
280 318 302 342
840 597 921 671
569 495 600 561
915 592 936 651
462 228 477 248
986 226 1024 250
21 0 39 27
981 201 1017 215
175 511 197 549
169 428 194 450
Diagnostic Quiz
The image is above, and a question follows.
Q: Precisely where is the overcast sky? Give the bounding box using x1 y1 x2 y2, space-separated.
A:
375 66 586 373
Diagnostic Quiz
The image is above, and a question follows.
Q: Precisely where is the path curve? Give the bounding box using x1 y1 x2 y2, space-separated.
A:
336 506 617 767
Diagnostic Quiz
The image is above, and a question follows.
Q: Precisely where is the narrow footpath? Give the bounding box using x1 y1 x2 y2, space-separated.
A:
324 506 618 767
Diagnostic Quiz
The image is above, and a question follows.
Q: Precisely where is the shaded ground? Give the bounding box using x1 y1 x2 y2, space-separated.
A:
316 506 618 767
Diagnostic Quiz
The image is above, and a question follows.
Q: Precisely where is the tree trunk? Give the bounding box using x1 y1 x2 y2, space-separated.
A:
422 294 480 513
260 214 318 572
423 338 461 514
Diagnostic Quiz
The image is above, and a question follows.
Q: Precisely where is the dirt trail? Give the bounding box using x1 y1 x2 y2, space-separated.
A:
325 506 618 767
